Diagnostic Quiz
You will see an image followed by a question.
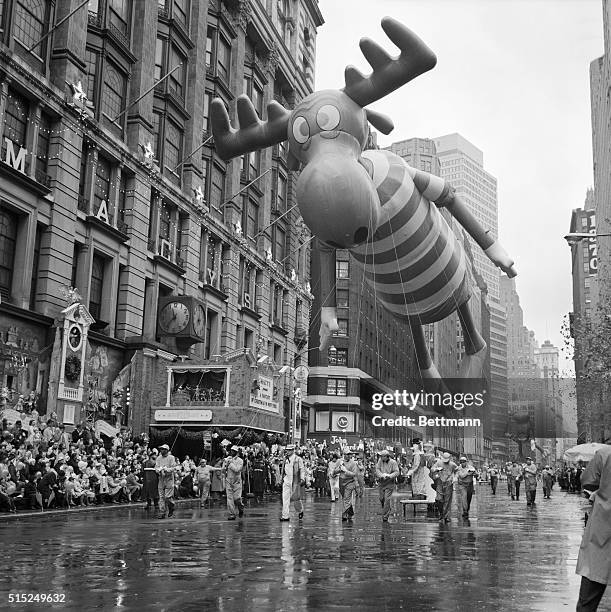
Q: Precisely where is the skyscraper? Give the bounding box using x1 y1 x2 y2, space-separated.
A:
434 133 500 300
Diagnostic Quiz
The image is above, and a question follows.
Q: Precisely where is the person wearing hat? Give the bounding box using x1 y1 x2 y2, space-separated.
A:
522 457 538 507
327 452 341 503
223 445 245 520
541 465 554 500
575 445 611 612
488 463 499 495
431 452 458 523
509 461 522 501
280 444 306 521
456 456 476 518
505 462 513 496
142 450 159 511
155 444 178 518
375 450 400 522
332 449 359 521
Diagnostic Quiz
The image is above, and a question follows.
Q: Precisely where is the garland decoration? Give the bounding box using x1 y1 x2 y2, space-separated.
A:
149 426 286 446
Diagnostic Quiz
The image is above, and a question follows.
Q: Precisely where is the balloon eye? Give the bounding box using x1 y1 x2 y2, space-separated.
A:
316 105 340 131
292 117 310 144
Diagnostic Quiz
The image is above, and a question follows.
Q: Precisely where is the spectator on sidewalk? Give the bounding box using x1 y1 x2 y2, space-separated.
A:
576 445 611 612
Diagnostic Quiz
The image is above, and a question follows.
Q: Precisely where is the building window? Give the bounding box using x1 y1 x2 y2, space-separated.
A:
89 254 106 321
152 112 162 158
159 203 172 241
29 225 43 310
168 45 186 100
273 226 285 262
36 113 51 175
244 197 259 241
327 378 347 396
0 0 5 31
3 90 29 149
276 172 287 211
217 35 231 82
13 0 49 57
209 164 225 217
164 120 183 182
117 173 129 229
315 411 329 431
173 0 188 27
336 260 349 279
336 288 349 308
108 0 132 41
154 37 165 81
328 347 348 366
203 91 211 133
102 63 127 132
205 27 215 70
85 48 99 105
335 318 348 336
94 155 112 214
0 207 18 299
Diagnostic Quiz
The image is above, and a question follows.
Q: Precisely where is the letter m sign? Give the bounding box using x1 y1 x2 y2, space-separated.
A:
4 138 27 173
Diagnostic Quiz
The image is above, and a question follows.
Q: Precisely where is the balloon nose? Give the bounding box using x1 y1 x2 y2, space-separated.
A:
296 157 379 249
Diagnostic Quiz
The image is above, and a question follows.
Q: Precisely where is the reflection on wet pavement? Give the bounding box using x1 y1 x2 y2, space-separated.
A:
1 487 610 611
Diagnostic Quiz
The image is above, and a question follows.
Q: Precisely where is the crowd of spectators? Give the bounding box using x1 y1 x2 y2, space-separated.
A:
0 410 419 514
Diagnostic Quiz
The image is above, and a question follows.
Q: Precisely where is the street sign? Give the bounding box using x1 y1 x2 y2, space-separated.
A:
293 365 309 382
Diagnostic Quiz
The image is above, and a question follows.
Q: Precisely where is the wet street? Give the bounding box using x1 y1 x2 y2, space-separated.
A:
1 484 609 612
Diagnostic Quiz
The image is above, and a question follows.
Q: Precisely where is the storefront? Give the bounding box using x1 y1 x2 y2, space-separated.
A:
147 349 290 456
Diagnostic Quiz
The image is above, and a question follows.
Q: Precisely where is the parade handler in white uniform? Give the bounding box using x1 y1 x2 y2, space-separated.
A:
155 444 178 519
223 445 245 520
280 444 306 521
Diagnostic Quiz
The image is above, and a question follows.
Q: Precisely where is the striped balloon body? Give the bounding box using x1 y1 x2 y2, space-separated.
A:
351 149 470 324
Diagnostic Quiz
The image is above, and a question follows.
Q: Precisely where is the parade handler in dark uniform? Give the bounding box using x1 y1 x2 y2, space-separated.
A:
142 450 159 510
432 452 458 523
375 450 399 522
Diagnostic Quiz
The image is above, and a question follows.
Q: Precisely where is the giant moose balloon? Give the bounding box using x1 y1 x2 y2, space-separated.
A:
211 17 517 379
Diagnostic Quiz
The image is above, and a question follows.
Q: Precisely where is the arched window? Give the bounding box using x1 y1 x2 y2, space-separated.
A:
0 207 18 298
102 63 126 124
14 0 48 57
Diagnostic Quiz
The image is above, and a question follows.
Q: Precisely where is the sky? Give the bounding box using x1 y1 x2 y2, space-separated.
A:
314 0 604 373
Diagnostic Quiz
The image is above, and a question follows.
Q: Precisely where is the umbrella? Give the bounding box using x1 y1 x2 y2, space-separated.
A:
563 443 610 463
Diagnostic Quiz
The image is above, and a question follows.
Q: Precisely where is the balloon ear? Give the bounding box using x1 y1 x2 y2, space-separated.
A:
365 108 394 135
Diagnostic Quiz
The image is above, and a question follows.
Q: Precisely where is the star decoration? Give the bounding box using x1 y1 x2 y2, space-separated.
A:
265 247 273 261
140 142 156 166
305 281 311 294
60 285 82 305
290 268 297 282
70 81 88 105
234 221 242 236
193 186 206 207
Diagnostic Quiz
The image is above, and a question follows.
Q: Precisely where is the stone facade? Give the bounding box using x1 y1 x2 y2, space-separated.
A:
0 0 324 437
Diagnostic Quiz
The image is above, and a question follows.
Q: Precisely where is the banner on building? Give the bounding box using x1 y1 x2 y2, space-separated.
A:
294 394 302 441
249 375 279 413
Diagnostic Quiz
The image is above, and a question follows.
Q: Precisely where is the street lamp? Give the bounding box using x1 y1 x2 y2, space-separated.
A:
277 346 318 443
564 232 611 245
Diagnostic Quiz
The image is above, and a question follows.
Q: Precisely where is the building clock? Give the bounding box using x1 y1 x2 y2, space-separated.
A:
193 304 206 338
159 301 190 334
